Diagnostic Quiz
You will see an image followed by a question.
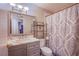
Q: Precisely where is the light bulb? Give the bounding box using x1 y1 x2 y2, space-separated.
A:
17 5 23 9
23 7 29 11
10 3 16 7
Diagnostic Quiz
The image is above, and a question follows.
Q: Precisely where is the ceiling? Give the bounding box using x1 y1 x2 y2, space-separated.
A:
0 3 76 14
34 3 76 13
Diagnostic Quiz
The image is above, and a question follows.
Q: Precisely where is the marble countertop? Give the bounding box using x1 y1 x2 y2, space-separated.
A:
7 38 40 47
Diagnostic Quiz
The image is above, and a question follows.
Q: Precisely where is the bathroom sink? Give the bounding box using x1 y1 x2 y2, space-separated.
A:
7 38 39 47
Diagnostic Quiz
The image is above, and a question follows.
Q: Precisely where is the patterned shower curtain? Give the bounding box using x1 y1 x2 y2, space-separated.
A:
46 4 79 56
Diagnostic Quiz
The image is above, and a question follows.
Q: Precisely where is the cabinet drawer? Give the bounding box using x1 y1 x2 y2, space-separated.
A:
26 41 40 56
8 49 26 56
27 41 40 49
27 47 40 52
8 44 26 50
27 49 40 56
27 44 40 49
27 46 40 52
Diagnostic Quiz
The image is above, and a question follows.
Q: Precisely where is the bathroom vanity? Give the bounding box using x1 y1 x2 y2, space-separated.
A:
7 39 40 56
7 11 40 56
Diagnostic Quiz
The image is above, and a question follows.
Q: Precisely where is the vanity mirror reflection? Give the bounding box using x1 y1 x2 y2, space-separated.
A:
8 12 36 36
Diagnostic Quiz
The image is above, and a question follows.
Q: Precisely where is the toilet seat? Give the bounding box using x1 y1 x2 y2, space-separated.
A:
41 47 53 56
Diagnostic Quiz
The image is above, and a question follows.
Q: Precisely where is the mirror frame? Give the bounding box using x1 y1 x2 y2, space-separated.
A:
8 11 36 36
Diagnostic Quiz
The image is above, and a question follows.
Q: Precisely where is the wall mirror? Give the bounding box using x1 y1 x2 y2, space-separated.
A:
9 12 36 36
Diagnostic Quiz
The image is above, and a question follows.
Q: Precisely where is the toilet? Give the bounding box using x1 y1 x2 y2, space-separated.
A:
41 47 53 56
40 39 53 56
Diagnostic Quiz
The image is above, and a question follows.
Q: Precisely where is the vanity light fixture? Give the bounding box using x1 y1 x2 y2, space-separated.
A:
23 7 29 11
17 5 23 9
10 3 16 7
9 3 29 11
9 3 29 14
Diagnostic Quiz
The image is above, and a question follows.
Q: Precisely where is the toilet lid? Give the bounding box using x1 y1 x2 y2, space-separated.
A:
41 47 52 55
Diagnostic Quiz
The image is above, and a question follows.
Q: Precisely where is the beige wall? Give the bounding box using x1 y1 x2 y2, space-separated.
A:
26 4 51 22
23 15 34 35
0 10 8 56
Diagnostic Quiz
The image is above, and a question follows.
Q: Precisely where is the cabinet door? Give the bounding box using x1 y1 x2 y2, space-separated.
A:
8 44 26 56
26 41 40 56
8 49 26 56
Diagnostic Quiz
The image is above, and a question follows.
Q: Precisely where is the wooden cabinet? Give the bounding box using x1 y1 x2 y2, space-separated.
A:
8 44 26 56
8 41 40 56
